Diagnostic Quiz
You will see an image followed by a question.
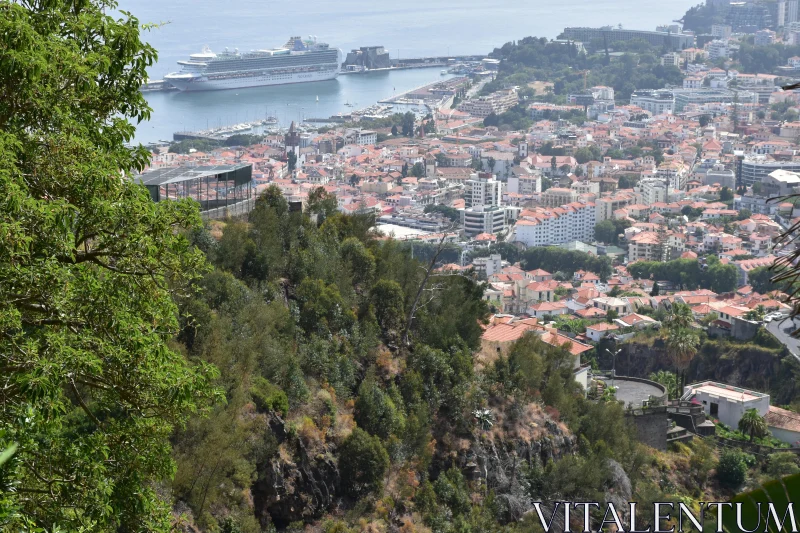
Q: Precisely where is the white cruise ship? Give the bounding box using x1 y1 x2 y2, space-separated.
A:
165 36 340 92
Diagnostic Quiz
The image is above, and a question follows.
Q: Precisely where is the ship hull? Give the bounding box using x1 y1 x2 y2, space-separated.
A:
166 68 339 92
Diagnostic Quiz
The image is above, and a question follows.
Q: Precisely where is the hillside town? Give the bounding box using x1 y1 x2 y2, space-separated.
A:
138 13 800 452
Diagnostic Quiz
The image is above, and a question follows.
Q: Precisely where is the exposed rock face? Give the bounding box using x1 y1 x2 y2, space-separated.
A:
613 339 798 403
252 415 340 529
442 401 577 523
603 459 632 513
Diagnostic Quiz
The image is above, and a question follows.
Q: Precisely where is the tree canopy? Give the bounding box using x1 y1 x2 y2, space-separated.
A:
0 1 219 529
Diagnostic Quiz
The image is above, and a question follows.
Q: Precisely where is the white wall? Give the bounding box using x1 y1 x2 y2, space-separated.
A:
769 426 800 446
692 390 770 429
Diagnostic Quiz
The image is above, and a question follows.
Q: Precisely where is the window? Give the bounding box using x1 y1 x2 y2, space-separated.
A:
710 402 719 416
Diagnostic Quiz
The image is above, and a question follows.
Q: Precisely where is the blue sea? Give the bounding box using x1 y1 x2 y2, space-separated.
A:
121 0 699 144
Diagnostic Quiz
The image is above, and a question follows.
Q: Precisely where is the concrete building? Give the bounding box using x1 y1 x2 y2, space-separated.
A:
673 88 758 112
458 89 518 118
683 381 770 431
541 187 578 207
763 169 800 197
704 168 736 189
754 29 776 46
595 193 637 222
507 171 542 195
707 40 729 60
630 90 674 115
561 27 694 51
737 156 800 187
657 161 689 190
628 231 662 262
661 52 682 67
342 46 391 70
465 172 502 208
637 177 669 204
514 202 597 247
462 205 512 235
711 24 732 40
586 322 619 342
344 128 377 146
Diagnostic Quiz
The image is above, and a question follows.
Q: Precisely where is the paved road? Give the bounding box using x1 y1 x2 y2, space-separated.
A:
766 317 800 362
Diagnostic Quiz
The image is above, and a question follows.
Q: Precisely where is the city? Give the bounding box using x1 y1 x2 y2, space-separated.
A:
8 0 800 532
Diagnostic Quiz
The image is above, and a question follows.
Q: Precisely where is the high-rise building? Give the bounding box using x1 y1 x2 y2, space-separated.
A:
465 172 503 208
788 0 799 24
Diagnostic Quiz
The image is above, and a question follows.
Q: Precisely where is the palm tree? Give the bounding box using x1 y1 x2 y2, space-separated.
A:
738 408 769 442
649 370 679 399
664 303 693 331
665 328 700 393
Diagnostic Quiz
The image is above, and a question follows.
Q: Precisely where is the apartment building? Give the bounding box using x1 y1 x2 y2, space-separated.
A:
636 177 669 205
595 192 638 222
736 156 800 187
514 202 596 247
465 172 503 208
541 187 578 207
628 231 661 262
462 205 512 236
657 161 689 191
458 89 518 118
630 90 674 115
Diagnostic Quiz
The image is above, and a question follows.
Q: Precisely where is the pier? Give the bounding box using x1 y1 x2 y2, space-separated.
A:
378 76 471 107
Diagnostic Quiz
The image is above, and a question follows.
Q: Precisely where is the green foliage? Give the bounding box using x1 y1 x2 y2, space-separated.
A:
484 36 683 102
354 373 404 439
649 371 679 399
296 278 356 334
688 437 717 488
717 449 749 489
594 219 631 246
338 428 390 499
168 134 264 154
424 203 461 223
628 258 739 293
0 1 221 530
307 186 339 224
250 377 289 417
521 246 612 281
433 467 472 516
748 266 782 294
723 473 800 533
738 408 770 442
483 105 532 131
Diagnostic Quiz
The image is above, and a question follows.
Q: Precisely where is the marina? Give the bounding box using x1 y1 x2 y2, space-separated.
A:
135 68 460 145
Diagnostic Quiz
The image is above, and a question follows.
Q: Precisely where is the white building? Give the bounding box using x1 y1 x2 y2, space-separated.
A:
656 161 689 191
661 52 681 67
513 202 596 247
465 172 503 208
707 40 729 61
630 90 674 115
344 128 377 146
755 29 776 46
711 24 732 40
683 381 770 430
462 205 512 236
458 89 518 118
637 177 669 205
585 322 619 342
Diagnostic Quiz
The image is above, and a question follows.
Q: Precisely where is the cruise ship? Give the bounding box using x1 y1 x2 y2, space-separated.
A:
165 36 341 92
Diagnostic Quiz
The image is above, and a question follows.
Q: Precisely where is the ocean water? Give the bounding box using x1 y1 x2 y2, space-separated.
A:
122 0 698 144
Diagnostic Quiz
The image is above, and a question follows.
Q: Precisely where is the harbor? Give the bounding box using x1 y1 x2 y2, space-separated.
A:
135 68 461 145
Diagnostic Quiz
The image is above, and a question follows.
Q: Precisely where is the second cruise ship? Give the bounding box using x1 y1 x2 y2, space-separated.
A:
165 36 341 92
